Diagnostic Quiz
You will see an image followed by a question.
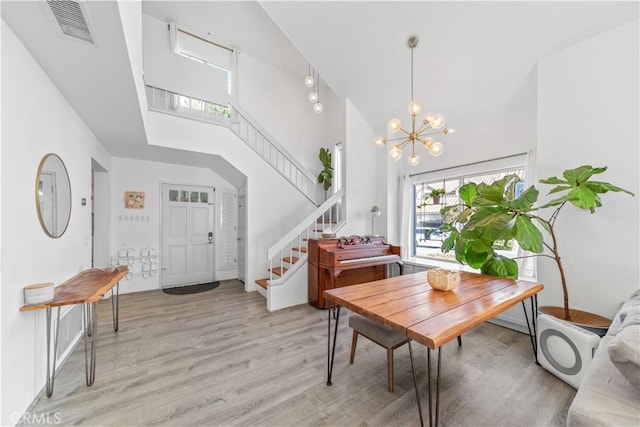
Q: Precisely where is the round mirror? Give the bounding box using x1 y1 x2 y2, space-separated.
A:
36 154 71 238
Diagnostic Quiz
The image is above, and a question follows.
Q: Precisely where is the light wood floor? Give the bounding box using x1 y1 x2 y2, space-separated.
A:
24 280 575 426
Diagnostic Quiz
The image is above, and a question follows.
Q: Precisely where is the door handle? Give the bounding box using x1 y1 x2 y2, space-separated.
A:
208 232 213 244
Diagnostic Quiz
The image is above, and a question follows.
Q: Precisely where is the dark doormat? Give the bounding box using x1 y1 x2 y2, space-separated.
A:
162 282 220 295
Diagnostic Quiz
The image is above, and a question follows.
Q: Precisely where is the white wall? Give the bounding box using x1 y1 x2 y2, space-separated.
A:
110 157 238 293
342 99 378 236
118 0 149 134
142 12 342 203
143 15 230 106
236 52 335 177
1 21 112 425
146 112 316 292
536 20 639 318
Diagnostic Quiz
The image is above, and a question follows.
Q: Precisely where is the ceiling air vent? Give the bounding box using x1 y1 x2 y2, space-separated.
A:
46 0 96 45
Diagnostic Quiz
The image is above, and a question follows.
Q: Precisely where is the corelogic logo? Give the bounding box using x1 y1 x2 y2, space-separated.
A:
11 412 62 425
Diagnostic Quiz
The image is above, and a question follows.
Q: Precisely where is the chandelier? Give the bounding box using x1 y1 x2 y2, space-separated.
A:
304 65 323 114
374 36 454 166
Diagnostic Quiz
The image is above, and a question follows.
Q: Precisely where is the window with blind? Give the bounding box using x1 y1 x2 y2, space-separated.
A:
413 166 526 261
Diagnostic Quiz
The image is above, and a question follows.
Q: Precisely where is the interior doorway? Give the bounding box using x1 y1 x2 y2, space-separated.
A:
91 159 109 268
161 184 215 288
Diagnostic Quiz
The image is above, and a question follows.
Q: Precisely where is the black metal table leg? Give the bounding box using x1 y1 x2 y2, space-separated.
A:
435 347 442 427
111 280 120 332
426 346 443 427
408 340 425 427
45 306 61 398
83 302 99 386
327 305 341 386
522 294 539 363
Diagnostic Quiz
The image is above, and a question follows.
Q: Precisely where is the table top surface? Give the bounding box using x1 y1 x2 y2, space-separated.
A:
20 266 129 311
324 271 543 349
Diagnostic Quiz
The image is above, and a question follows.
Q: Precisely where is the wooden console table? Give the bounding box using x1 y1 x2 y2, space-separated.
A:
324 271 543 427
20 266 129 397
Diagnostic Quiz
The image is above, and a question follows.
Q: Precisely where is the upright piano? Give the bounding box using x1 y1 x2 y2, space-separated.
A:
308 235 402 309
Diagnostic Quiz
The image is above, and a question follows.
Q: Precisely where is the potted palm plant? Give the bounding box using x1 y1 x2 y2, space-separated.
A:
440 165 633 325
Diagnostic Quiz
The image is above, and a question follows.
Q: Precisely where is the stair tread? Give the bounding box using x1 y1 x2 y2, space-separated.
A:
269 267 288 276
282 256 299 264
292 247 308 253
255 278 269 289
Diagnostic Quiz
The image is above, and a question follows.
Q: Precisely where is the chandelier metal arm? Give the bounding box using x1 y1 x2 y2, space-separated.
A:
415 122 432 134
422 129 448 137
384 135 411 143
399 140 411 149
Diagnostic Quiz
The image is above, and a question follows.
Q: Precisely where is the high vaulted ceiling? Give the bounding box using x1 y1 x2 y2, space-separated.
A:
260 1 638 135
3 1 637 176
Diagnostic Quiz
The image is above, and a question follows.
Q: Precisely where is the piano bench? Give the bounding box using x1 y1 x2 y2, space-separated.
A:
348 314 409 393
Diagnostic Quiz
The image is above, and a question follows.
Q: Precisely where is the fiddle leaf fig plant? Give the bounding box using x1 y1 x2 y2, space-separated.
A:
440 165 634 321
317 147 333 192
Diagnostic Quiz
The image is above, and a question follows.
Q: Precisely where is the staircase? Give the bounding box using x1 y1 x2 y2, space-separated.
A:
145 84 346 310
145 85 319 205
254 189 345 310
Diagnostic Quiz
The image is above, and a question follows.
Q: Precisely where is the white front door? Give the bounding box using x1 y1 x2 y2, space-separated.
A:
161 184 215 288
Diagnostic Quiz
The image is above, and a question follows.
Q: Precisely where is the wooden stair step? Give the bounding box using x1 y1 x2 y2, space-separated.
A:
282 256 299 264
269 267 288 276
255 278 269 289
292 247 307 253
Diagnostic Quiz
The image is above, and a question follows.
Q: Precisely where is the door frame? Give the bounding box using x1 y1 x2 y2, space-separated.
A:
159 182 216 288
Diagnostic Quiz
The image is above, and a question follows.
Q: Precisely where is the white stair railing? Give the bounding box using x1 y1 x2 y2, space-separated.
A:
267 188 345 286
145 85 318 205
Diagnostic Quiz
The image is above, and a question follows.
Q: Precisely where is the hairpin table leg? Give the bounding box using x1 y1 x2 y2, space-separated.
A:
83 302 99 386
111 280 120 332
45 306 61 398
408 340 424 427
327 305 341 386
522 294 539 363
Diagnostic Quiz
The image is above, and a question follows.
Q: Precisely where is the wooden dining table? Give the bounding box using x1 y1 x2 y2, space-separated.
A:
20 266 129 397
323 270 543 427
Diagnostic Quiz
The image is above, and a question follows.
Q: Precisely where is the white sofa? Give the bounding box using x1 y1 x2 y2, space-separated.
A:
567 290 640 426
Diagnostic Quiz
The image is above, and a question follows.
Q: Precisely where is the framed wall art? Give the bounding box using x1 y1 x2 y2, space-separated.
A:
125 191 145 209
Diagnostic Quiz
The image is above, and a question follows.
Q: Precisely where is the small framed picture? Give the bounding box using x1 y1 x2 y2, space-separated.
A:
125 191 145 209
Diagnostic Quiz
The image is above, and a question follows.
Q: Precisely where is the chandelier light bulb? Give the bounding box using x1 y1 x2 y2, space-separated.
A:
429 142 444 156
387 118 402 133
408 100 423 115
389 145 402 161
304 74 314 88
313 102 324 114
422 137 435 148
407 153 420 166
431 114 446 129
374 136 386 147
309 91 318 103
423 112 437 126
